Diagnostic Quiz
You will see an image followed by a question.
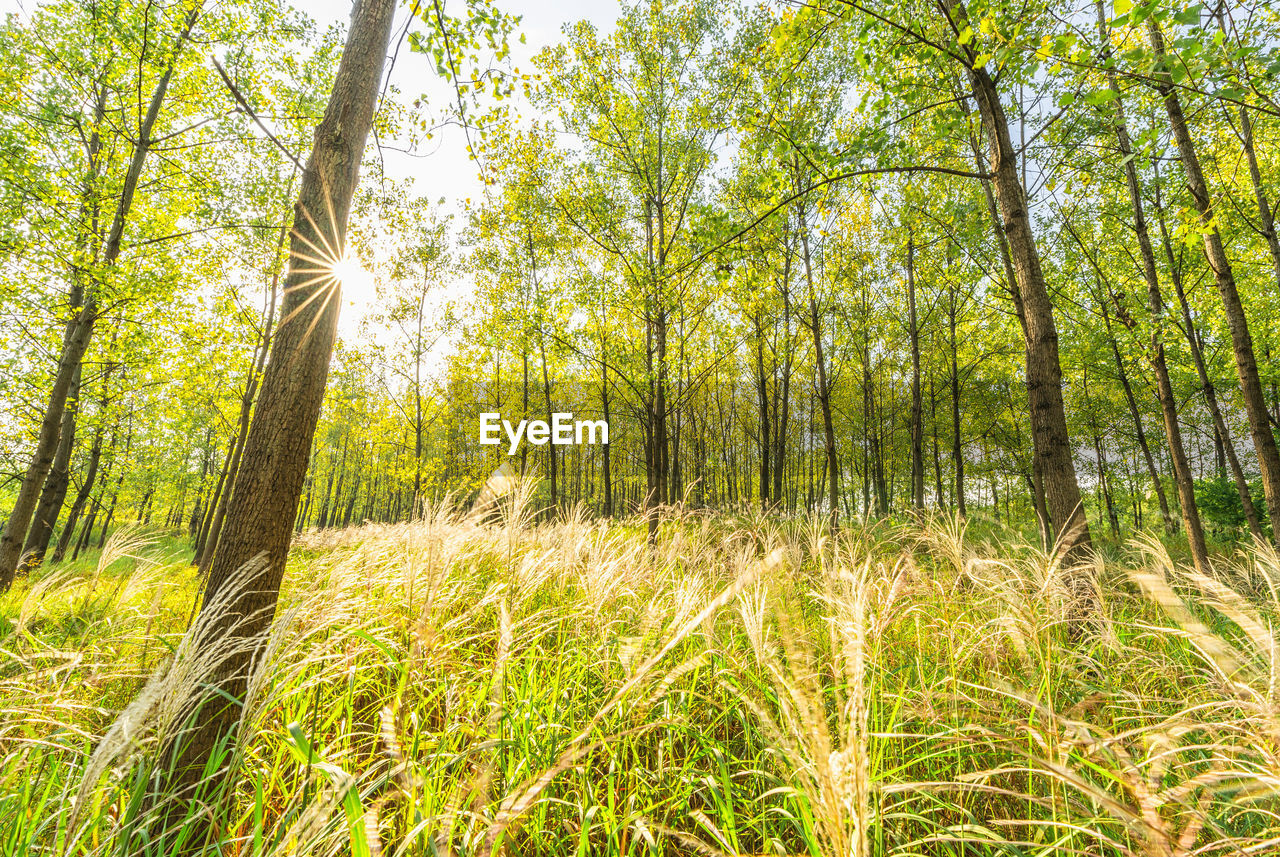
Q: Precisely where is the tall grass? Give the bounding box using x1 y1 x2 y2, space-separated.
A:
1 495 1278 855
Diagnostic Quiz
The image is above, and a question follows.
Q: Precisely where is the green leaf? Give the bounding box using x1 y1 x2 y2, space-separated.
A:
1174 4 1203 26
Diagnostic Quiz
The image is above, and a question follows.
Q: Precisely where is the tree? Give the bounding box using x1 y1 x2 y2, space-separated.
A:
1143 7 1280 547
0 0 204 590
151 0 396 831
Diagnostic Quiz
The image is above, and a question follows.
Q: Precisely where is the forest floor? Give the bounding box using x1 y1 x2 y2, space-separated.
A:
2 498 1279 856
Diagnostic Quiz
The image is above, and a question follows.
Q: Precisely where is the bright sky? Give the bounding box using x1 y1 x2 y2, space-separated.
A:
305 0 622 340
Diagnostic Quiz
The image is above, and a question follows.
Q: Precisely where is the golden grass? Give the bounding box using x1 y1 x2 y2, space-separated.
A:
2 495 1279 855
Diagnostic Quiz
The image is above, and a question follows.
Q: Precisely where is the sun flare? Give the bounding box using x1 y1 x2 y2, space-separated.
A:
329 251 371 292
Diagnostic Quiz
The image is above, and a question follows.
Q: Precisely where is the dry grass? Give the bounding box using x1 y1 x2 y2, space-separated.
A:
2 493 1279 855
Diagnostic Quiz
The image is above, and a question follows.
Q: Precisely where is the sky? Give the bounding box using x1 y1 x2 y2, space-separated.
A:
303 0 622 339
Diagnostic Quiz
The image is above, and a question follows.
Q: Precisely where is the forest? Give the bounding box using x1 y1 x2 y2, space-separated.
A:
3 0 1280 853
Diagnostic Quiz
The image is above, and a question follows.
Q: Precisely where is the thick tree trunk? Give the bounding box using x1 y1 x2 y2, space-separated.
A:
152 0 395 835
1148 18 1280 545
960 38 1092 571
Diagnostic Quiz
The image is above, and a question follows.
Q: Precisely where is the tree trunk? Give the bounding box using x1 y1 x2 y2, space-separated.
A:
21 363 83 570
152 0 395 834
52 424 104 563
1150 161 1265 543
1104 314 1174 534
907 231 924 510
1214 10 1280 290
16 79 109 574
930 375 946 508
753 314 771 508
1148 17 1280 546
539 329 557 513
948 291 966 518
0 8 198 590
959 22 1092 572
0 314 96 590
194 440 234 557
97 475 122 549
802 221 838 529
198 219 283 570
600 326 613 517
1089 0 1207 568
772 266 793 506
520 345 529 475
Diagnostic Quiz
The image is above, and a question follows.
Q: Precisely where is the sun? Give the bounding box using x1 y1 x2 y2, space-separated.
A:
329 251 372 292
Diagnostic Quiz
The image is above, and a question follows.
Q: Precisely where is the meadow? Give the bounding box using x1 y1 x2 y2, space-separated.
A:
2 489 1279 855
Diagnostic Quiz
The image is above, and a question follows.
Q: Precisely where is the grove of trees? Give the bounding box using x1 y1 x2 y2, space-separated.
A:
4 0 1280 838
5 0 1280 583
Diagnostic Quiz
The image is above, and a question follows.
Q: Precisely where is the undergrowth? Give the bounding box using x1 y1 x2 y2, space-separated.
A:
2 494 1279 855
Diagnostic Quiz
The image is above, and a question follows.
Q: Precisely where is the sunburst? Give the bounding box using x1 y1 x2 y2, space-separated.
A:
273 188 369 350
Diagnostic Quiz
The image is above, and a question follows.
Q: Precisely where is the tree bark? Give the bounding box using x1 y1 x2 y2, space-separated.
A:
907 231 924 510
152 0 395 834
957 21 1093 571
1148 17 1280 545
